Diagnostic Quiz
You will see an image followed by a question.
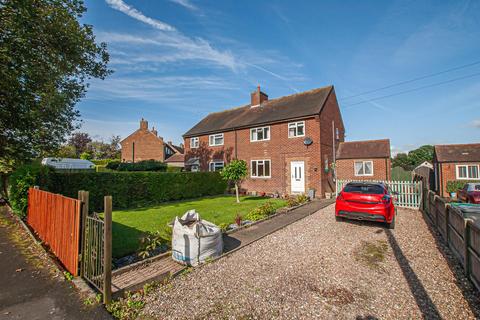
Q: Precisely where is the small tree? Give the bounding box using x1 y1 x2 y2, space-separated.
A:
221 160 248 203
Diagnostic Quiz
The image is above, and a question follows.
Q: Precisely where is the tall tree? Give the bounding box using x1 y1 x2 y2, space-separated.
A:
0 0 111 194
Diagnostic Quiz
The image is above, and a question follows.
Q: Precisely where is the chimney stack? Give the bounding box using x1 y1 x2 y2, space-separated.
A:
250 86 268 107
151 126 157 136
140 118 148 130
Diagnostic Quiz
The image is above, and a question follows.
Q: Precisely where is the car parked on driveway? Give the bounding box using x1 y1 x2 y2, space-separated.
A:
335 182 396 229
457 183 480 204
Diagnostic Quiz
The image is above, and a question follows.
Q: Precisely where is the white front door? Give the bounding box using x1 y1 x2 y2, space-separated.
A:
291 161 305 193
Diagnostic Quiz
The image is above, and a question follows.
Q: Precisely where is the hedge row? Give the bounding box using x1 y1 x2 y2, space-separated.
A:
8 164 227 215
446 180 478 193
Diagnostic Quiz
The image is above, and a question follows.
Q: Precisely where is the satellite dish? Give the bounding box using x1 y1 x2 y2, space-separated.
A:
303 137 313 146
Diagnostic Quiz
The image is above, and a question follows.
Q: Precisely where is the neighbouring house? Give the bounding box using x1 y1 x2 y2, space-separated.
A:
121 118 185 167
183 85 345 198
433 143 480 197
335 139 392 181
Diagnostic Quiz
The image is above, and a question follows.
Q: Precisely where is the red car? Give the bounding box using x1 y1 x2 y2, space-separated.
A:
457 183 480 204
335 182 396 229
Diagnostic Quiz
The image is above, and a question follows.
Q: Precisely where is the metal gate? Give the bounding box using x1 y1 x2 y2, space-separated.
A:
336 180 423 209
79 191 112 304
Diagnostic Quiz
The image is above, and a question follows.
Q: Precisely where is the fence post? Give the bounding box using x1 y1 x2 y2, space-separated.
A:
103 196 112 305
78 191 89 277
465 219 472 277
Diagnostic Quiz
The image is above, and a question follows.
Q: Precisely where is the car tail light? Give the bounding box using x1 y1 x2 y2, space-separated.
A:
336 192 344 201
382 195 391 204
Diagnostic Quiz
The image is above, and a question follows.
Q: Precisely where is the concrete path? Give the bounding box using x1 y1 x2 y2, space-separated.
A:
0 206 112 320
223 199 334 253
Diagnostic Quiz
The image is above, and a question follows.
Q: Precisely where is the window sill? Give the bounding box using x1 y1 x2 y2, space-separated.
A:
250 176 271 179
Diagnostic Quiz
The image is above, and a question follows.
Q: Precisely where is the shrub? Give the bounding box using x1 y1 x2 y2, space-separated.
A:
286 194 309 208
8 163 53 217
46 171 227 211
106 160 121 170
446 180 478 193
106 160 167 172
91 159 117 166
244 202 277 221
166 166 183 173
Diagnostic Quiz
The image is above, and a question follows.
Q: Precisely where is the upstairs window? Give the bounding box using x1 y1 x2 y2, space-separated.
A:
209 161 224 172
456 165 479 180
209 133 224 146
354 160 373 176
190 137 199 148
288 121 305 138
250 126 270 142
251 160 271 178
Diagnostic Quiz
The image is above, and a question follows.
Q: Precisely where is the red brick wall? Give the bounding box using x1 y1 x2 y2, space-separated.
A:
183 90 345 198
437 162 480 197
121 129 165 162
336 158 391 181
319 90 345 194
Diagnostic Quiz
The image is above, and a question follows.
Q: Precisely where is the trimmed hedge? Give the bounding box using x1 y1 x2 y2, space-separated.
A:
8 164 227 213
106 160 167 172
446 180 478 193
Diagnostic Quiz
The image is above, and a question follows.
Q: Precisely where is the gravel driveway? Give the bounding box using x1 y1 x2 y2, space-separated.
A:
142 205 480 319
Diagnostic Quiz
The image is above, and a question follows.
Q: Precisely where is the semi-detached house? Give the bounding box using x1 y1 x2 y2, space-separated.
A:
183 85 345 198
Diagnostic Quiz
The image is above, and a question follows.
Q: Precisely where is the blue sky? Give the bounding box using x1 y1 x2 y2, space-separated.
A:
79 0 480 154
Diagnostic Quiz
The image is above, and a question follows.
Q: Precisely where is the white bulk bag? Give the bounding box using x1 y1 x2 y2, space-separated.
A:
172 210 223 266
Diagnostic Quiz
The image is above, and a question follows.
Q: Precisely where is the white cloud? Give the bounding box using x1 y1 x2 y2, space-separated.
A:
472 119 480 128
105 0 175 31
168 0 198 11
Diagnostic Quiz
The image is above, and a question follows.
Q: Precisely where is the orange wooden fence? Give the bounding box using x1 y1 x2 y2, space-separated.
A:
27 188 82 276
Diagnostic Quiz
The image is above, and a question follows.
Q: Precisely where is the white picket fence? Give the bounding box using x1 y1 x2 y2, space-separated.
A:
336 179 423 209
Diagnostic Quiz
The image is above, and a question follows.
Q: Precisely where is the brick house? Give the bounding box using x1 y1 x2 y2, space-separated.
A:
335 139 392 181
121 119 184 166
183 85 345 197
433 143 480 197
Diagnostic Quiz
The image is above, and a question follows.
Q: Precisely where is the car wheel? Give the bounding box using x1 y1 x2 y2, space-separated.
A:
386 215 395 229
335 215 342 222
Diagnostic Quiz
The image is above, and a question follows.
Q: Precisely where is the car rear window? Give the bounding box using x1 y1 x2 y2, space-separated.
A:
343 184 385 194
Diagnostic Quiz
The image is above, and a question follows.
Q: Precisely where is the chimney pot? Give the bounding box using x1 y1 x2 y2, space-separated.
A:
140 118 148 130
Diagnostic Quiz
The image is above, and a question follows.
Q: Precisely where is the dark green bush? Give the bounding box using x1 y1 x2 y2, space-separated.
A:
8 164 53 217
107 160 167 172
105 160 121 170
446 180 478 193
9 167 227 213
45 171 227 211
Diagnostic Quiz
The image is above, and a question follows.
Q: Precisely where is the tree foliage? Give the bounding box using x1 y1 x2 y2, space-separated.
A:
221 160 248 203
391 145 434 170
0 0 111 174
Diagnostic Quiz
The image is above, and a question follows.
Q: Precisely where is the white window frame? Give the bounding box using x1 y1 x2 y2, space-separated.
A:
209 133 224 146
250 126 270 142
456 164 480 180
354 160 374 177
251 159 271 178
209 161 224 172
288 121 305 138
190 137 199 148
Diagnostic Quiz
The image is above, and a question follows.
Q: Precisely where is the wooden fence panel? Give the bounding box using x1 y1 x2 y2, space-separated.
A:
447 207 466 267
435 198 447 240
468 222 480 290
27 188 81 276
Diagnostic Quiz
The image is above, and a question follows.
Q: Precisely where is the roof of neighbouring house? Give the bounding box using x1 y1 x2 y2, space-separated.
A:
434 143 480 162
183 85 334 137
164 153 185 163
336 139 391 160
167 142 184 154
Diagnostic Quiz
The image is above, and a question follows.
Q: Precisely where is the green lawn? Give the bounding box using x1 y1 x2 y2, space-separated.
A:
112 196 287 258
